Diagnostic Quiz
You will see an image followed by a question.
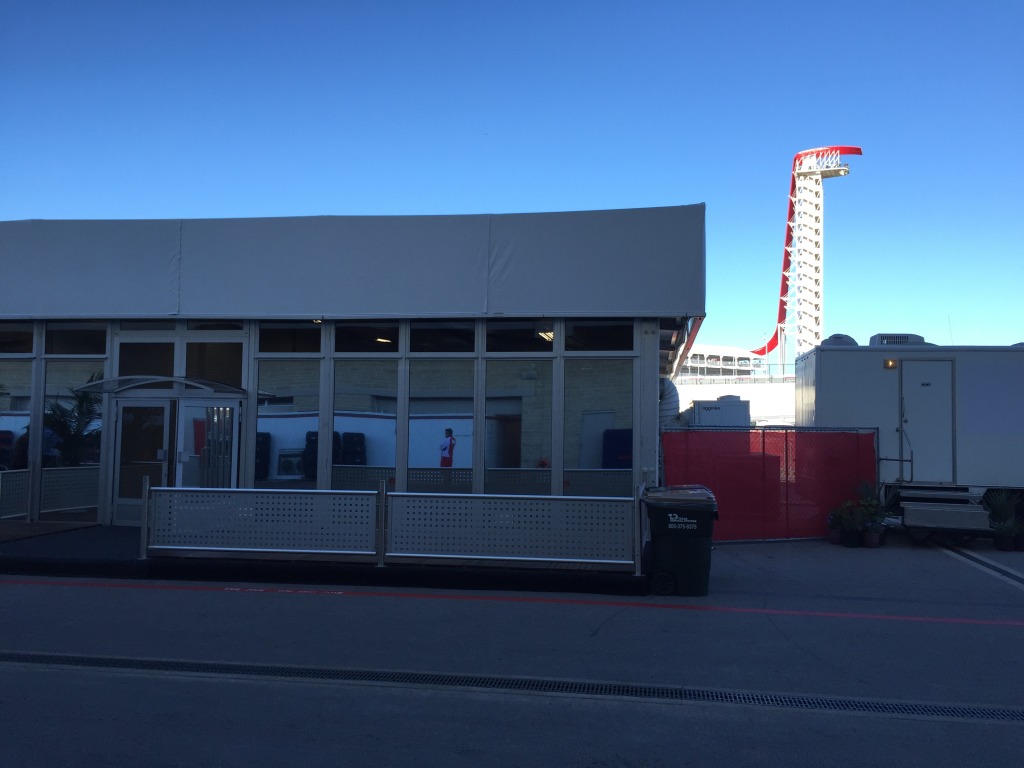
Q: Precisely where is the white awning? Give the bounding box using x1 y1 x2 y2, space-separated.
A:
73 376 245 395
1 205 706 321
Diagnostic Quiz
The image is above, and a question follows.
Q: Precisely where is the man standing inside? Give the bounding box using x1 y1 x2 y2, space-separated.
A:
439 428 456 468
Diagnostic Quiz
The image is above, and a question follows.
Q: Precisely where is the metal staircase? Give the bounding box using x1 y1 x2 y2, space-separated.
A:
896 485 990 532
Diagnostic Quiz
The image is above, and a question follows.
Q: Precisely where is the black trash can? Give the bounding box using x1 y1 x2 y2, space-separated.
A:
643 485 718 596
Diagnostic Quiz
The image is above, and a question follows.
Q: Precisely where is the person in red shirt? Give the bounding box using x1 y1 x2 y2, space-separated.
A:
439 428 456 467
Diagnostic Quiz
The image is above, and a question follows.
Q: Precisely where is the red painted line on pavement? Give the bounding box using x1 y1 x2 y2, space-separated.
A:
3 577 1023 627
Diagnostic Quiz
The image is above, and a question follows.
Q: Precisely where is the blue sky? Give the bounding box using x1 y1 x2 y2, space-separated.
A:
2 1 1022 352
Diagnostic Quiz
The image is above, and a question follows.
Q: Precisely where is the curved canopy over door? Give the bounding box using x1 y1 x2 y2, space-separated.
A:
75 376 245 396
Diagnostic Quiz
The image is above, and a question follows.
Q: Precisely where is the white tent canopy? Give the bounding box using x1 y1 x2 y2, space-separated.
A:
0 205 705 320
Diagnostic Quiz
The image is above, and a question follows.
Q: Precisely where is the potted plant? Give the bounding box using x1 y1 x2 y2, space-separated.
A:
985 489 1019 551
43 374 102 467
826 508 844 544
827 483 882 548
857 484 885 548
833 499 866 547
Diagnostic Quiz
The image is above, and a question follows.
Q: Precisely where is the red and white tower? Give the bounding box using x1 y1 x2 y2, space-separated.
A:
753 146 861 360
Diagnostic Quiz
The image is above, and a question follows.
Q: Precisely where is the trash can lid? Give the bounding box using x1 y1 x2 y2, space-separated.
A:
643 485 717 509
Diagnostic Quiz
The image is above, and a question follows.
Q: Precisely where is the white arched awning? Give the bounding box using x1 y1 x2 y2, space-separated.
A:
73 376 246 395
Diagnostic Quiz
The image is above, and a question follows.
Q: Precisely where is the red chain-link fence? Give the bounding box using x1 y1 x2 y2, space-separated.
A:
661 429 877 541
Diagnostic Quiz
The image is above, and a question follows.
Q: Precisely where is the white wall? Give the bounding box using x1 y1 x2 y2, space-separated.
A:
675 381 795 426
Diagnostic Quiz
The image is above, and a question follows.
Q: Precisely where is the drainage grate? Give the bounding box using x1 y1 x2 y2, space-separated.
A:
3 651 1022 723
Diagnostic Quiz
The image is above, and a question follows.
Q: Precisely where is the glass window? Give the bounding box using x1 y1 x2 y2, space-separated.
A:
565 319 633 352
563 358 633 497
45 321 107 355
119 343 174 383
485 360 552 495
0 323 33 354
43 360 104 466
42 360 104 520
486 320 553 353
187 320 244 331
119 320 176 331
335 321 399 353
408 359 473 492
259 321 321 353
410 320 475 353
255 359 320 489
186 342 243 388
0 361 32 474
332 359 398 491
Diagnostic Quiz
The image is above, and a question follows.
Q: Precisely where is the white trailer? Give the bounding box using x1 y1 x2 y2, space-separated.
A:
796 334 1024 533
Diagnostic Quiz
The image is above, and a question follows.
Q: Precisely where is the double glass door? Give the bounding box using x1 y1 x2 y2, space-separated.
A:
113 398 241 524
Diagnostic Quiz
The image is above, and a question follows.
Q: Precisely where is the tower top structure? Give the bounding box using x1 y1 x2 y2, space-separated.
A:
753 146 861 358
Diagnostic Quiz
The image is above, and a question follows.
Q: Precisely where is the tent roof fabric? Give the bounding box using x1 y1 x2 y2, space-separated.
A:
0 205 705 321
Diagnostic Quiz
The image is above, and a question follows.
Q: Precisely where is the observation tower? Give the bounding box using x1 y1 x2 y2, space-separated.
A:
753 146 862 360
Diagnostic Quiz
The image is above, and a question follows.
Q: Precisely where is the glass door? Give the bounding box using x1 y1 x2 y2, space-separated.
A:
113 401 172 524
113 398 241 524
176 400 241 488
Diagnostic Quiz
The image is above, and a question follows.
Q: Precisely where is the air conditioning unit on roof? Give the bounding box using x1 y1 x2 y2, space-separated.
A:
870 333 928 346
822 334 858 347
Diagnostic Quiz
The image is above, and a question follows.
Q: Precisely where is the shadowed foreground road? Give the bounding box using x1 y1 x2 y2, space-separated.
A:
2 538 1023 766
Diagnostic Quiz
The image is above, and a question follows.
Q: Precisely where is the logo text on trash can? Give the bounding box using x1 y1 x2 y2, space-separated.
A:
667 513 698 530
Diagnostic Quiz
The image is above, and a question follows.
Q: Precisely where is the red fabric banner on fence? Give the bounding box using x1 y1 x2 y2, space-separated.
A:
661 429 877 541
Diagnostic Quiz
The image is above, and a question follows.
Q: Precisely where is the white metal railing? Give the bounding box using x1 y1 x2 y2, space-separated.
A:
386 493 636 567
1 466 100 518
146 487 378 557
0 469 29 518
41 466 100 513
144 486 639 572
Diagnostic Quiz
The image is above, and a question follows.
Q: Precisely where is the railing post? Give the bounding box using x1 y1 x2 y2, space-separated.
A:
139 476 150 560
376 480 386 567
634 483 646 577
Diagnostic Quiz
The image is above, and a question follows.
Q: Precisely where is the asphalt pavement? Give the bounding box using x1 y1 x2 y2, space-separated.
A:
1 523 1023 767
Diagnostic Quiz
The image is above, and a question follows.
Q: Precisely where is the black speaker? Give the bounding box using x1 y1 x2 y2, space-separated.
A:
341 432 365 449
255 432 271 481
303 431 346 477
302 431 319 479
602 428 633 469
340 432 367 464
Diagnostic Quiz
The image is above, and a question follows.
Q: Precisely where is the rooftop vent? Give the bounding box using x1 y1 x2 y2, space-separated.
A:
822 334 858 347
870 333 928 346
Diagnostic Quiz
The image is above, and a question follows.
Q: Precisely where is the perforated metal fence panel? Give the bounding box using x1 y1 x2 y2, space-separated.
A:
406 468 472 493
41 466 100 513
386 493 636 567
562 469 633 498
484 469 552 495
0 469 29 518
148 488 377 555
331 465 395 492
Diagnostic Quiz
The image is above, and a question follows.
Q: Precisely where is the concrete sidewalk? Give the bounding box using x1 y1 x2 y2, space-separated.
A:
0 522 145 577
3 518 1024 600
0 521 654 593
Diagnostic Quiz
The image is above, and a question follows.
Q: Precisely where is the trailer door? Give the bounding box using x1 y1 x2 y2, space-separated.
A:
900 360 954 483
